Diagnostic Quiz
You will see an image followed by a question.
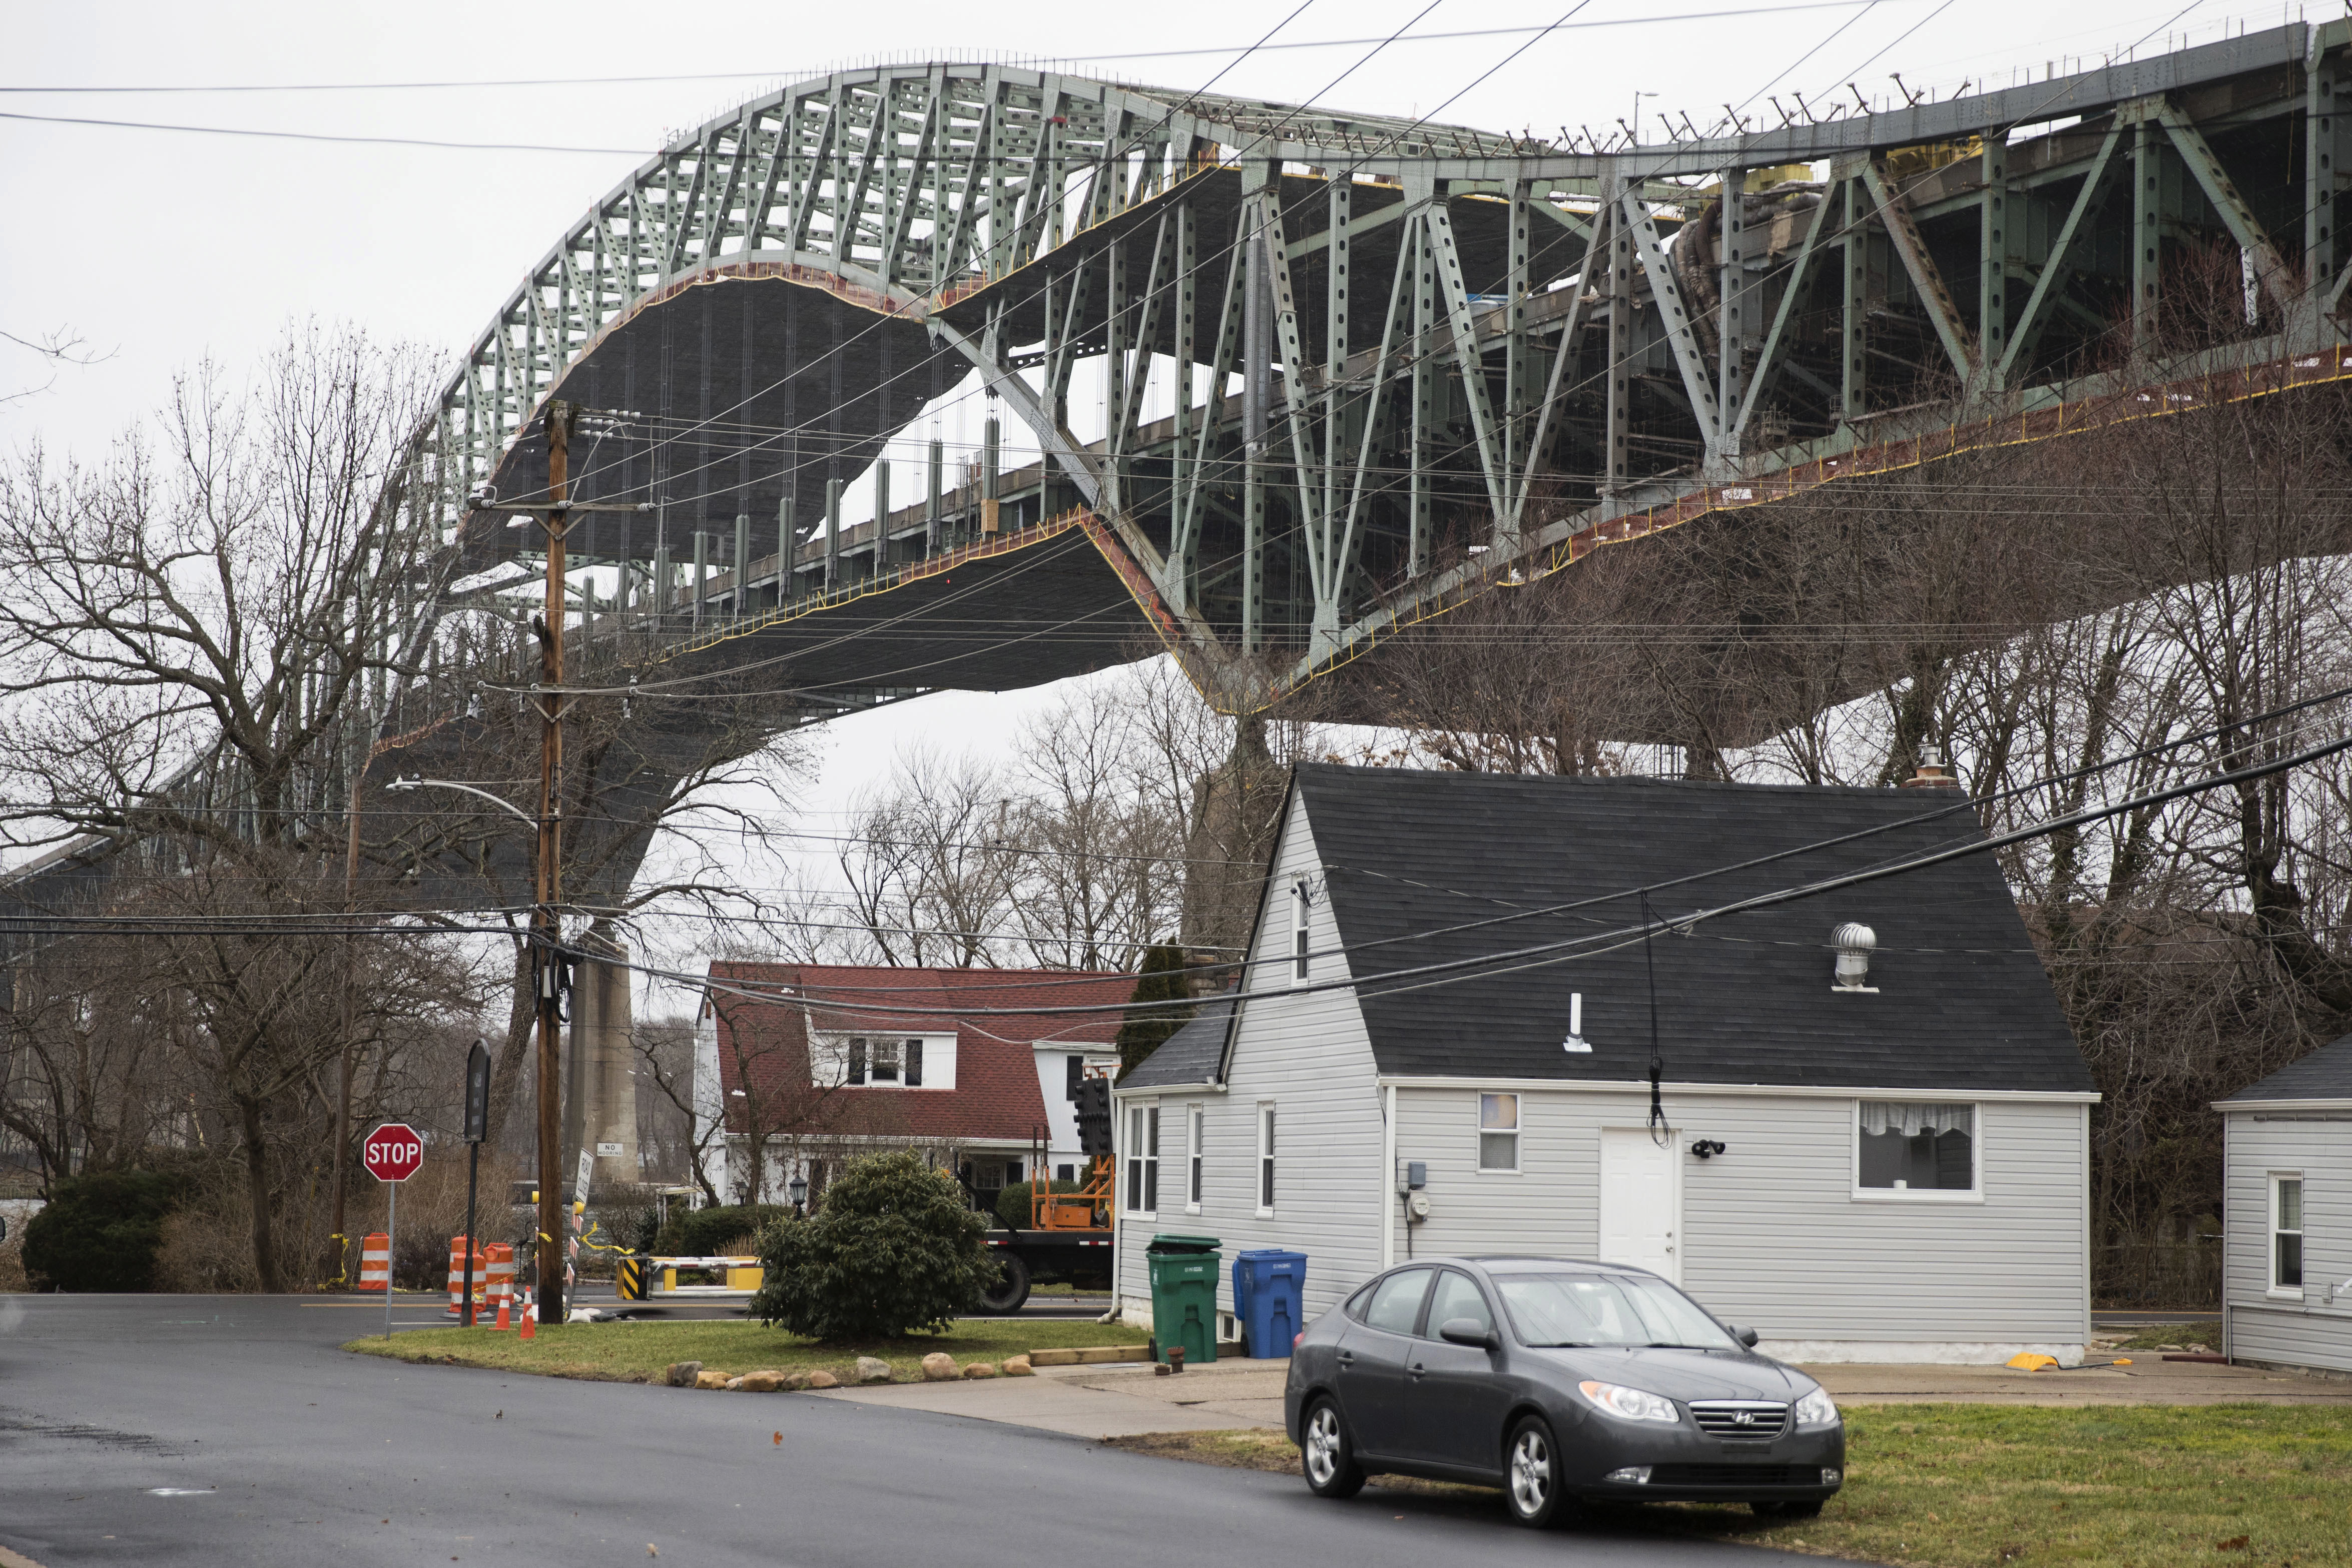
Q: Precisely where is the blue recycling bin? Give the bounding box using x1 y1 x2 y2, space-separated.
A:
1232 1248 1306 1359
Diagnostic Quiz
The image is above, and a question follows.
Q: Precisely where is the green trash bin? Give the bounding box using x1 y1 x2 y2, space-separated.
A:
1145 1233 1221 1365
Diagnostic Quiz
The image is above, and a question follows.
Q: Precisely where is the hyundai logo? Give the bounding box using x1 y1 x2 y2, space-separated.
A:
1733 1410 1755 1426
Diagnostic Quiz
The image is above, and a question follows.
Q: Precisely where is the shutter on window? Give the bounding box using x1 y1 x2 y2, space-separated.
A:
847 1038 866 1085
905 1038 923 1087
1065 1054 1083 1101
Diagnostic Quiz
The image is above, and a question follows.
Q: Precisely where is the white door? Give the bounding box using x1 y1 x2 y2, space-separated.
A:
1598 1128 1680 1283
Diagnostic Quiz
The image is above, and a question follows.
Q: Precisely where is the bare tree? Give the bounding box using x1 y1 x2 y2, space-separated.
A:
835 748 1018 967
1 324 111 407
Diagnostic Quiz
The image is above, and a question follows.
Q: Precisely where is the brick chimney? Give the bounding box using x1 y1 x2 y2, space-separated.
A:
1901 741 1963 790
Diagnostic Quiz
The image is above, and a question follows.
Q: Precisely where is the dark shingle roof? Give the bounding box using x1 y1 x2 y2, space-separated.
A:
1119 996 1237 1089
1294 764 2090 1093
2220 1034 2352 1104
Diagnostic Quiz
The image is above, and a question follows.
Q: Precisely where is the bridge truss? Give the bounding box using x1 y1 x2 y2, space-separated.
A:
20 21 2352 920
422 20 2352 718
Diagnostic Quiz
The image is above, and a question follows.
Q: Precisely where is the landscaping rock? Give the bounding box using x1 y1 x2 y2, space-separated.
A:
854 1356 892 1384
920 1352 959 1381
805 1370 839 1389
1002 1355 1034 1377
665 1361 704 1388
783 1370 813 1391
694 1369 731 1390
962 1362 998 1379
737 1370 783 1392
724 1377 746 1391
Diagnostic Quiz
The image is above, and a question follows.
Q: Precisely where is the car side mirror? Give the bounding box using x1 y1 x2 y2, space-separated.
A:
1438 1317 1497 1350
1735 1325 1759 1348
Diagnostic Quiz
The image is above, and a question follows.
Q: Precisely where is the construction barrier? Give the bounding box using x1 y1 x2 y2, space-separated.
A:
639 1255 763 1299
357 1232 390 1292
483 1242 515 1317
444 1236 489 1320
615 1255 645 1301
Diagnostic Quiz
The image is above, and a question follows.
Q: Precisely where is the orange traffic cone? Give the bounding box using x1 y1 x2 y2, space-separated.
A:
491 1296 511 1331
518 1291 536 1341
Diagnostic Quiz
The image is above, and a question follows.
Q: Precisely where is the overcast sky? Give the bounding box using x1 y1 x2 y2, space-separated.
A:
0 0 2306 994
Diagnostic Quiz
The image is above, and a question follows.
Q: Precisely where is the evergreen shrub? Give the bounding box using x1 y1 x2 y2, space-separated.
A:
749 1151 993 1339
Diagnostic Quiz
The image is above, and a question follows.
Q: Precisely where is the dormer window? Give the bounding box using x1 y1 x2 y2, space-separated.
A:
832 1034 946 1089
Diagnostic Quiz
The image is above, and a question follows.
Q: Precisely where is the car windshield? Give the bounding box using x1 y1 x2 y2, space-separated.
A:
1491 1272 1739 1350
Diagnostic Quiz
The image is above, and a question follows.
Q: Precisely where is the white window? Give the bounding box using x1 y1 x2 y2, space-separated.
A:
1291 881 1310 983
1479 1092 1521 1172
827 1035 945 1089
2272 1175 2305 1294
1257 1102 1277 1214
1187 1104 1205 1211
1126 1104 1159 1214
1855 1101 1978 1198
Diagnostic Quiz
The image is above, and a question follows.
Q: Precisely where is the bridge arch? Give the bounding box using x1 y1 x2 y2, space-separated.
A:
426 28 2352 723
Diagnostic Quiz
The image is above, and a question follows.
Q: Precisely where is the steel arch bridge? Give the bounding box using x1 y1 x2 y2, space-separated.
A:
419 19 2352 724
17 20 2352 922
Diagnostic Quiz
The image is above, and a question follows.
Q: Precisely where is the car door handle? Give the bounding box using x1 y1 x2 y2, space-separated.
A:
1408 1362 1426 1378
1336 1350 1355 1367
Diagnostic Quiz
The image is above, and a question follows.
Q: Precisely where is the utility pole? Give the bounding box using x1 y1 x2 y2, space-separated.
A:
331 762 363 1283
535 399 576 1324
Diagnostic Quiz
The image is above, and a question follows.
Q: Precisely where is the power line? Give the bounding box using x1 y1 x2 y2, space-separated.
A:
0 7 1918 97
0 109 648 155
572 717 2352 1018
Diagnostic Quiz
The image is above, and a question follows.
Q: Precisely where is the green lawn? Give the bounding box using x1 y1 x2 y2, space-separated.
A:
1108 1405 2352 1568
344 1316 1146 1384
2110 1321 2224 1353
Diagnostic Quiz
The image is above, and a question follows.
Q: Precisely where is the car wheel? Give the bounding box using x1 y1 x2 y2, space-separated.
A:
1751 1500 1824 1519
1504 1415 1579 1529
978 1251 1030 1313
1301 1398 1366 1498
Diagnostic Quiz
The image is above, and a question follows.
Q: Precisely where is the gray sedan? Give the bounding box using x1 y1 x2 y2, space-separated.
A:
1283 1256 1845 1528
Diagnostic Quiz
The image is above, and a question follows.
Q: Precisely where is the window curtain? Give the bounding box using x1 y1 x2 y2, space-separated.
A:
1859 1102 1972 1137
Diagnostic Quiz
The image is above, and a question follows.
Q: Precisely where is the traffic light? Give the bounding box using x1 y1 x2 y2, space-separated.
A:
1073 1077 1111 1158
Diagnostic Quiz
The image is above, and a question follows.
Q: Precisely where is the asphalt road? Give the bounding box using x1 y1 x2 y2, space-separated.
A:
0 1294 1809 1568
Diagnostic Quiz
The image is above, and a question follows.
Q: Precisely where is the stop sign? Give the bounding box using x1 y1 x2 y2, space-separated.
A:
363 1122 425 1183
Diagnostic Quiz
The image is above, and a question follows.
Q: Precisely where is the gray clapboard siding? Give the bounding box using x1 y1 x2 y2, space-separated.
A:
1387 1087 2090 1342
1116 790 1386 1323
2223 1113 2352 1373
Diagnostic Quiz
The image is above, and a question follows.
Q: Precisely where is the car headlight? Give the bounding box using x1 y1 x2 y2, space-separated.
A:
1577 1379 1680 1423
1792 1387 1839 1427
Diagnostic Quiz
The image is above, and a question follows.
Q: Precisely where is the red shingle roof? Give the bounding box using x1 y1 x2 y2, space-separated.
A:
706 963 1134 1144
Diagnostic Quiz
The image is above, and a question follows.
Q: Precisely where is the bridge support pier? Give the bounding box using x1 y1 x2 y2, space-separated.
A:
563 926 640 1202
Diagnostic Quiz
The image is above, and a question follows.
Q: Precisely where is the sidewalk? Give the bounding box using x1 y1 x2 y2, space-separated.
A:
806 1354 1292 1437
807 1351 2352 1439
1815 1355 2352 1406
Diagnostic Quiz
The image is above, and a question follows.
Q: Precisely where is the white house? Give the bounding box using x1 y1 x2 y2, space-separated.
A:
1113 763 2099 1365
2217 1035 2352 1375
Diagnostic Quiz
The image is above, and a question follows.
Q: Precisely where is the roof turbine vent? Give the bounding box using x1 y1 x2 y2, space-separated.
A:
1831 923 1878 993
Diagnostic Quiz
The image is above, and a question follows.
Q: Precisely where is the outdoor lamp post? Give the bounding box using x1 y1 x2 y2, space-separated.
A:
386 771 561 1318
787 1173 808 1217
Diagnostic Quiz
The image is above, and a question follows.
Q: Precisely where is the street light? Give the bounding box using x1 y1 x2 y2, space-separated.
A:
787 1173 808 1216
386 766 563 1318
385 774 536 829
